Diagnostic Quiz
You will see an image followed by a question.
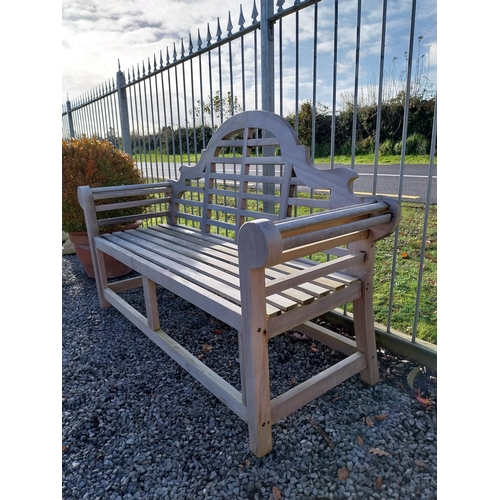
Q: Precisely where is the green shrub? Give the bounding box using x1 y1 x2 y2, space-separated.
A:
356 136 375 154
62 136 145 232
406 133 428 155
379 139 395 156
394 133 428 156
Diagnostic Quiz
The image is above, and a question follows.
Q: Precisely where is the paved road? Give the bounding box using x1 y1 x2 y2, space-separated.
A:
139 162 437 204
317 163 437 204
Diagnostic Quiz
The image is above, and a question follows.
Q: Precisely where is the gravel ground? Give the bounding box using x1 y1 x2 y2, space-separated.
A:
62 254 437 500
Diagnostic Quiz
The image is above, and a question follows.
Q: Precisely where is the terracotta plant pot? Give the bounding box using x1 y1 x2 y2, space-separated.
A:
69 221 142 279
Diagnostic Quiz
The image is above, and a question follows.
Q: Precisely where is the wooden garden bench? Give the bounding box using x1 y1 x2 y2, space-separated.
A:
77 110 400 457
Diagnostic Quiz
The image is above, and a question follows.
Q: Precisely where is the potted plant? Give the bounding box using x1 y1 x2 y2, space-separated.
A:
62 135 146 278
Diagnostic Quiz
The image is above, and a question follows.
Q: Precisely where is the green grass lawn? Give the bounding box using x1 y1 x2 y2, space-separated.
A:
314 154 436 165
307 203 436 344
373 203 437 344
134 152 435 166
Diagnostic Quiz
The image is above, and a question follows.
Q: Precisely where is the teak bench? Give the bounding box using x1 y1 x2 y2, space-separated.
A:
78 110 400 457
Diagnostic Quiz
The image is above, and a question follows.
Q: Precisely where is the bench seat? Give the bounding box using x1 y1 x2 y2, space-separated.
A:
98 223 364 332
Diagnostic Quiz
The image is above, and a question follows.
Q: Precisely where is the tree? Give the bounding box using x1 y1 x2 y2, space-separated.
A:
285 100 332 155
191 91 243 127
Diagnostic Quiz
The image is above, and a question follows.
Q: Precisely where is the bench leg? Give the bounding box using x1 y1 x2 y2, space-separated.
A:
142 277 160 331
352 291 380 385
239 326 273 457
238 331 247 407
238 265 273 457
95 248 111 308
349 241 380 385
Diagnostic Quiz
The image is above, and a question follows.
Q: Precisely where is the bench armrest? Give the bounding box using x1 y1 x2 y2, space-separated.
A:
77 182 173 233
237 197 400 270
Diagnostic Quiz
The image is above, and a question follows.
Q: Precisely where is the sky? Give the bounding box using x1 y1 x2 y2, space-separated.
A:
62 0 437 115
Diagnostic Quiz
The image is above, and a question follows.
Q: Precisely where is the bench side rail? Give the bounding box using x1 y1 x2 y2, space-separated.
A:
77 182 173 228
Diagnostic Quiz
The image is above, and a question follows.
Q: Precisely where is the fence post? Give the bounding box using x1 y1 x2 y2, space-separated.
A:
261 0 275 214
66 98 75 138
260 0 275 113
116 68 132 156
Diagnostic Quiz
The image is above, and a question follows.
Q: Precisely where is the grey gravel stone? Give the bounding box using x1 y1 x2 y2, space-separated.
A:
62 255 437 499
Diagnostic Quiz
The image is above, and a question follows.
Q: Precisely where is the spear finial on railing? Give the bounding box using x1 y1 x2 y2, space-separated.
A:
206 23 212 46
227 12 233 36
189 33 194 55
252 0 259 24
239 5 246 31
142 61 146 77
217 18 222 42
153 54 157 71
166 47 170 65
159 50 163 68
197 29 202 51
147 57 151 74
181 38 185 59
173 42 177 62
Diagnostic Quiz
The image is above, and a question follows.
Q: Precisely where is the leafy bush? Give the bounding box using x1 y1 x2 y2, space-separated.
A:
406 133 428 155
356 136 375 154
379 139 395 156
62 136 145 232
394 133 428 156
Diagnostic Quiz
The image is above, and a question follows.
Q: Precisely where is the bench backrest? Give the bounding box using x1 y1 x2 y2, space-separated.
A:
169 110 364 241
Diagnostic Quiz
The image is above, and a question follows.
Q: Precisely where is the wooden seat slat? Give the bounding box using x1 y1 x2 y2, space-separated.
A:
312 277 346 291
278 288 315 306
266 293 299 312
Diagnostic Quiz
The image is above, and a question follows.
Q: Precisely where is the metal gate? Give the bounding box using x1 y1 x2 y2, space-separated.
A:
62 0 437 367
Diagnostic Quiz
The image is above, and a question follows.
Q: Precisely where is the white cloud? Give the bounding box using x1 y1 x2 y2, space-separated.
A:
62 0 257 102
62 0 436 115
